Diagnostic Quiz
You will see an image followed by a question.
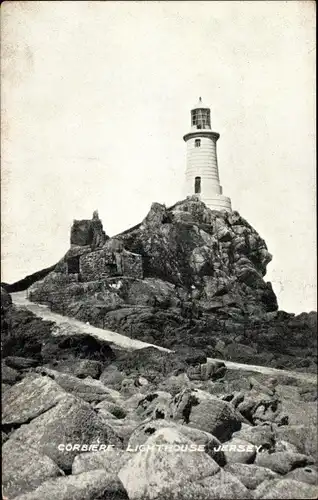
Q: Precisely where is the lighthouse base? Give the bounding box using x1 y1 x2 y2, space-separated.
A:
200 194 232 212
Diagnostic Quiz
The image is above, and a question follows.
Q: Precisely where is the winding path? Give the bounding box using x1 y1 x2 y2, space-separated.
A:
12 292 317 385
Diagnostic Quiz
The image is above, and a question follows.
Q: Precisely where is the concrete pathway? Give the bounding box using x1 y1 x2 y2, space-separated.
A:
12 292 317 384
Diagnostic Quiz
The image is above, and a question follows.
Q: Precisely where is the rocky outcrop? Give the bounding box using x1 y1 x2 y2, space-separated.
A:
70 210 108 249
117 198 277 314
29 198 277 316
22 198 318 373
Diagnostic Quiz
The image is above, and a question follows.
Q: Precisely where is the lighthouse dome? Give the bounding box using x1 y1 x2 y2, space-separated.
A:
192 97 209 110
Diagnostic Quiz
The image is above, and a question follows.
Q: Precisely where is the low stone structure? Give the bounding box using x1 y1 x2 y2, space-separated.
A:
79 249 143 282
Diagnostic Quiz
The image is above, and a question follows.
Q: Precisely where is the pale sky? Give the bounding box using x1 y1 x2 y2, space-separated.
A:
1 1 316 313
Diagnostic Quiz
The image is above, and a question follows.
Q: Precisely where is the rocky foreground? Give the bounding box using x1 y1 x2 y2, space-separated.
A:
2 291 318 500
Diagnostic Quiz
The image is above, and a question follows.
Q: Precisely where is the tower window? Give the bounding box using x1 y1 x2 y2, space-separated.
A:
67 256 80 274
195 139 201 148
195 176 201 194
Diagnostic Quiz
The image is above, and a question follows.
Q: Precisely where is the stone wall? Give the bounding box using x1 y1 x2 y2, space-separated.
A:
79 248 143 282
79 249 117 282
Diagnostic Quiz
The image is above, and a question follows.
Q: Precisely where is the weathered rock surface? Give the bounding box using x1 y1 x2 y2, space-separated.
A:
41 332 115 364
285 465 318 485
102 418 141 446
99 364 125 389
11 470 129 500
72 448 131 475
10 395 123 472
224 462 278 489
118 427 221 500
2 362 20 385
127 418 226 465
70 211 108 248
51 359 103 379
4 356 39 370
222 437 257 464
35 367 120 403
254 450 314 475
254 478 318 499
170 388 244 440
2 375 67 425
232 424 276 450
133 390 173 420
2 438 64 498
274 424 318 459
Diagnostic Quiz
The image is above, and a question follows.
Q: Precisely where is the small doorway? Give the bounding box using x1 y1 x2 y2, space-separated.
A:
194 176 201 194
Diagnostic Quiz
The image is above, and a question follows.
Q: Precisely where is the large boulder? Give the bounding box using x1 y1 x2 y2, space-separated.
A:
170 388 244 440
133 391 173 420
231 424 276 450
224 462 278 489
11 470 128 500
236 388 280 424
286 466 318 485
4 356 39 370
198 469 253 499
255 451 314 475
72 448 131 475
274 424 318 459
1 362 20 385
254 478 318 499
9 395 123 472
118 427 221 500
35 367 121 403
222 437 257 464
2 375 67 425
127 419 226 465
2 438 64 498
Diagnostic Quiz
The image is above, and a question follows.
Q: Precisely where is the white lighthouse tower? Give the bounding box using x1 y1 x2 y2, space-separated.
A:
183 98 232 212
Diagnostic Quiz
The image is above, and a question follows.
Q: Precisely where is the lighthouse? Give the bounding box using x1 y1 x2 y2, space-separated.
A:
183 98 232 212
